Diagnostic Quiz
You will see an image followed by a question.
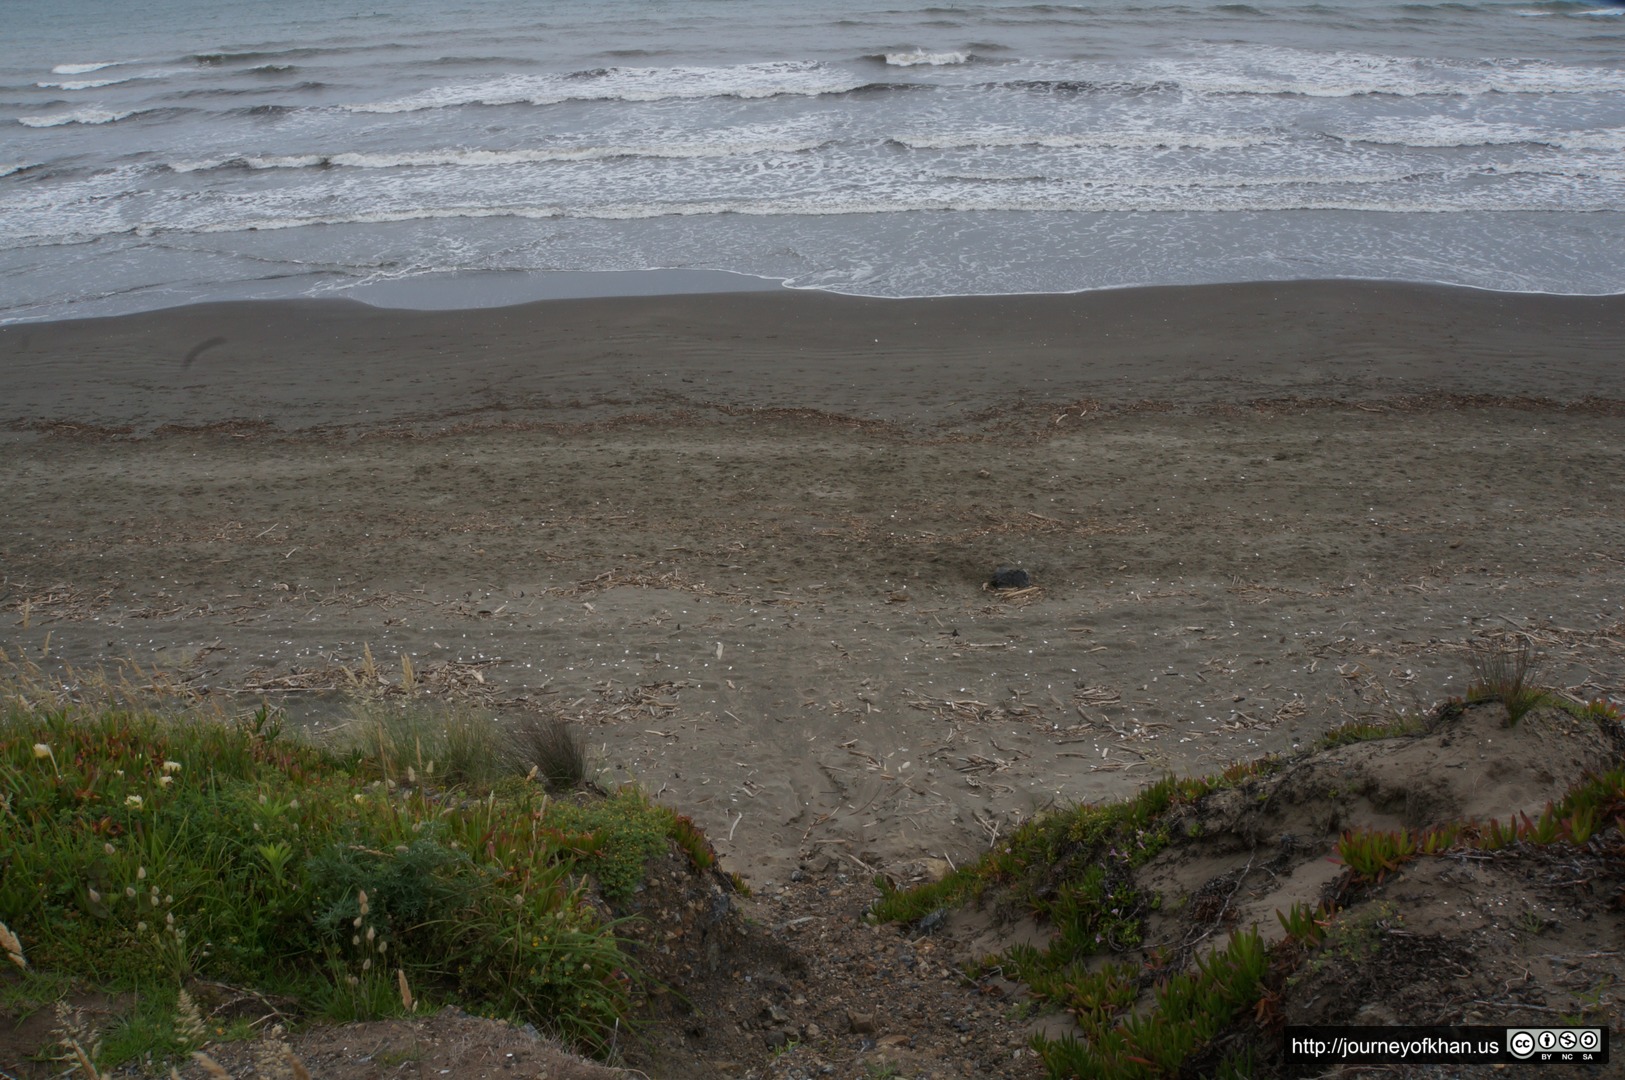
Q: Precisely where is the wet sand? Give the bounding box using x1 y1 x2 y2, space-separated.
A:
3 280 1623 883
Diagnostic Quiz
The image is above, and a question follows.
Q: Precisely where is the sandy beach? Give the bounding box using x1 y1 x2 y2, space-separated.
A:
3 280 1624 886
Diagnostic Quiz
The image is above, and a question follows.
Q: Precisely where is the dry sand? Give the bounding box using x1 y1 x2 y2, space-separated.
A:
3 280 1624 889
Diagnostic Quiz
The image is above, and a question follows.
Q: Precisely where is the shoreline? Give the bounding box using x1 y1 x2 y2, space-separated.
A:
5 278 1625 437
12 268 1625 332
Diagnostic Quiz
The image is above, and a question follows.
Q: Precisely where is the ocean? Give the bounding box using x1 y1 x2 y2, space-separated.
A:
3 0 1623 322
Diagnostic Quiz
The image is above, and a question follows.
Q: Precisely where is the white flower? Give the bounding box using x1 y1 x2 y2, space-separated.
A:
158 776 173 787
137 866 146 880
87 888 101 904
32 744 51 759
161 761 181 774
125 795 144 809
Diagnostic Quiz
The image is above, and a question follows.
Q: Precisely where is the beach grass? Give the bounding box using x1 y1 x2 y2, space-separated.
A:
869 688 1624 1080
0 689 720 1068
1464 638 1547 725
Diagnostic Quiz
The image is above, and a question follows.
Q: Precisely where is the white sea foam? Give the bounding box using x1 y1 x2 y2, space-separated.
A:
39 77 125 90
9 0 1625 314
1331 118 1625 151
893 130 1274 151
885 50 970 66
347 60 870 113
37 68 179 90
17 108 137 128
166 137 831 173
171 178 1616 237
1146 45 1625 98
50 61 123 75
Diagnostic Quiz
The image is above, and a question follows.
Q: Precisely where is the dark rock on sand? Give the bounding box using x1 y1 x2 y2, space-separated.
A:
989 566 1031 589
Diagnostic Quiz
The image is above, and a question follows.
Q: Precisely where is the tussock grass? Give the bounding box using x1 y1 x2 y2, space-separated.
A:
337 698 521 788
512 715 589 793
1465 638 1547 724
0 693 721 1067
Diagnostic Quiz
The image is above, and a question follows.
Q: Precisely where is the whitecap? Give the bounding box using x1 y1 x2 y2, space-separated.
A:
37 68 179 91
50 61 123 75
17 108 136 127
1331 118 1625 151
885 50 971 66
166 138 830 173
346 60 871 113
1147 44 1625 98
38 77 127 90
892 130 1273 151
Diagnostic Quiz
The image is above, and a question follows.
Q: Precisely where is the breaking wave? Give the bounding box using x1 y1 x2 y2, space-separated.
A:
346 60 875 112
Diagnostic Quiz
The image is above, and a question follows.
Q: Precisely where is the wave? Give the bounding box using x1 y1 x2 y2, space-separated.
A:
38 77 130 90
0 162 38 178
889 130 1274 151
993 47 1625 100
17 107 141 127
1331 120 1625 151
83 169 1600 241
345 60 874 112
164 82 327 100
190 48 325 65
226 104 298 117
50 61 124 75
427 55 538 66
881 50 972 66
1154 46 1625 97
13 168 1616 252
177 192 1610 236
1006 78 1180 95
164 137 831 173
38 68 183 91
